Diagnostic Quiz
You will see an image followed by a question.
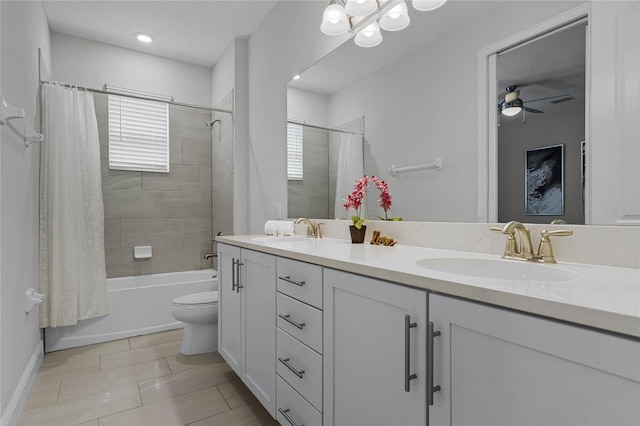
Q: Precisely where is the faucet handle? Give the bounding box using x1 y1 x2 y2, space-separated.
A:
536 229 573 263
490 226 518 258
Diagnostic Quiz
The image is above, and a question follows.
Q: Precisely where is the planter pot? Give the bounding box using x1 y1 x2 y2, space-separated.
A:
349 225 367 244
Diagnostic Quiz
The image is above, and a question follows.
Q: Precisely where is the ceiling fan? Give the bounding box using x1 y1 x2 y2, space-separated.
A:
498 84 573 123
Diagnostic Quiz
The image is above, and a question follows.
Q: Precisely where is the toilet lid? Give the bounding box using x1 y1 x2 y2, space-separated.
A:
173 291 218 306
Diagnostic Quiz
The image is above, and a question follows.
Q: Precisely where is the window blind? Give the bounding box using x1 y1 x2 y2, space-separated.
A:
287 121 303 180
108 94 170 173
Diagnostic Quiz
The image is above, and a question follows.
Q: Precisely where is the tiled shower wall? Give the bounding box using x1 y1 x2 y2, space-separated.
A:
95 93 214 278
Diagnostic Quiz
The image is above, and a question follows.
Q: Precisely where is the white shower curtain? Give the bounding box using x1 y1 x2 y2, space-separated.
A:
39 84 108 328
334 132 365 219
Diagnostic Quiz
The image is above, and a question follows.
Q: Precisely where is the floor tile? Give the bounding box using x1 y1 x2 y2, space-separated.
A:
99 340 181 370
59 359 171 401
217 380 257 409
18 383 141 426
139 362 237 406
166 351 225 374
129 328 184 349
23 375 61 410
74 420 99 426
42 339 130 369
189 401 278 426
99 386 230 426
36 354 100 383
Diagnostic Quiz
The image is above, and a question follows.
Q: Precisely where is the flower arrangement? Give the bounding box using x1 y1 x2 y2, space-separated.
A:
344 175 401 229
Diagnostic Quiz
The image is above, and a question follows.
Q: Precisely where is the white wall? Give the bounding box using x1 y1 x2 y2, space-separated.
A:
211 40 236 108
0 0 51 419
52 33 212 106
245 0 349 232
325 1 584 222
287 87 328 126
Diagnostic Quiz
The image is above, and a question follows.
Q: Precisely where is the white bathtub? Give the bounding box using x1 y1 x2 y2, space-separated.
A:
44 269 218 352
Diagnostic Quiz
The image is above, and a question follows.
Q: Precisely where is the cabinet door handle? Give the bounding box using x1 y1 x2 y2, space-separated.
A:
278 408 303 426
236 261 244 293
278 357 305 378
428 321 441 405
404 314 417 392
279 314 306 329
231 258 237 292
278 275 306 287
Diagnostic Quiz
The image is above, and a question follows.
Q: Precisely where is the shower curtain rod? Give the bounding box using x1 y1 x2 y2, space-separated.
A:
39 80 233 115
288 120 363 136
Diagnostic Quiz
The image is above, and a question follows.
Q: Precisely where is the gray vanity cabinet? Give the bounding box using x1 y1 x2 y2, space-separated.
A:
217 244 277 416
323 269 428 426
429 293 640 426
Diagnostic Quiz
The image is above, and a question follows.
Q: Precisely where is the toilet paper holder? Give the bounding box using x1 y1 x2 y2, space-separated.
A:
26 288 45 313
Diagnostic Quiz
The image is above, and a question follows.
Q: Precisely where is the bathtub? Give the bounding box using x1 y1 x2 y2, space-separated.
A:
44 269 218 352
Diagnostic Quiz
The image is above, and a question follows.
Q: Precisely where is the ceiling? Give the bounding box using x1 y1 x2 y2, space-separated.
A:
43 1 278 68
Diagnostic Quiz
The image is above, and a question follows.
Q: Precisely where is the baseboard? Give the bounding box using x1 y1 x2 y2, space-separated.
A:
0 340 43 426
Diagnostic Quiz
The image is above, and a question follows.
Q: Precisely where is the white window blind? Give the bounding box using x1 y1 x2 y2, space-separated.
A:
108 93 170 173
287 121 303 180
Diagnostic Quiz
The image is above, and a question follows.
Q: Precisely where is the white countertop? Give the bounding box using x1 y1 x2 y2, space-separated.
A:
217 235 640 339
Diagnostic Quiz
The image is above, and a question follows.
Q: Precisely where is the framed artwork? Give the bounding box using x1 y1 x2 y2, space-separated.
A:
525 144 564 215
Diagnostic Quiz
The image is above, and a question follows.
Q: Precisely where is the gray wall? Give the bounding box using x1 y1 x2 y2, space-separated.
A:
498 107 585 224
212 93 234 240
97 93 214 278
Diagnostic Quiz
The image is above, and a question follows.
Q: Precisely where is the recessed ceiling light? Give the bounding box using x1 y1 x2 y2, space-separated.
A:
293 75 301 80
136 33 154 43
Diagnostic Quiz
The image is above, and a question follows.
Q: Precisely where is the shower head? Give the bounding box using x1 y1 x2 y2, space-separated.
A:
205 119 221 128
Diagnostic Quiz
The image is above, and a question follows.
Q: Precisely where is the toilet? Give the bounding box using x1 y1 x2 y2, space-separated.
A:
171 291 218 355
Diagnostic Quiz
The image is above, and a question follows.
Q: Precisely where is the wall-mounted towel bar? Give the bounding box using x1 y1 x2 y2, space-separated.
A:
0 96 44 146
388 157 443 176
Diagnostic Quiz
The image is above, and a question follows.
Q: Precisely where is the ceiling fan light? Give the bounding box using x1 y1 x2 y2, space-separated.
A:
412 0 447 11
321 3 350 35
345 0 377 16
354 21 383 47
501 106 522 116
379 1 410 31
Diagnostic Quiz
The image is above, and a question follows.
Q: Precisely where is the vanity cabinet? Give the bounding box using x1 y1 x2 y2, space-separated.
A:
323 269 428 426
217 243 277 415
429 293 640 426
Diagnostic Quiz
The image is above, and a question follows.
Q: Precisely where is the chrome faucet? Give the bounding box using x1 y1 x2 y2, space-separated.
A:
294 218 324 239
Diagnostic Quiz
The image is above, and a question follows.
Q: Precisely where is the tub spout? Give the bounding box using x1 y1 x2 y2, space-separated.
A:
204 253 217 260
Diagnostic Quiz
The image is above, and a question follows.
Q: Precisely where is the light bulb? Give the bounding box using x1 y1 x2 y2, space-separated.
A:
355 21 383 47
379 1 410 32
321 3 350 35
345 0 377 16
412 0 447 11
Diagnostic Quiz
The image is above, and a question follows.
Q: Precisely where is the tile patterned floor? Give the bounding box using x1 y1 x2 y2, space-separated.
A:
19 329 279 426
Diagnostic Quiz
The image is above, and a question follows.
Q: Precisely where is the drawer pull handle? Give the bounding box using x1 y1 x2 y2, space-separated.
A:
404 314 417 392
278 275 306 287
278 357 305 378
278 408 304 426
279 314 306 329
428 321 442 405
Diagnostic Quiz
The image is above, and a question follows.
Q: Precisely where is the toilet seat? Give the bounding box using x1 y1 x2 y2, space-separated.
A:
173 291 218 306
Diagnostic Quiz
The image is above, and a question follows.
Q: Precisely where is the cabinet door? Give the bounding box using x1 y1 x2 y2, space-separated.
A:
217 244 242 374
324 269 428 426
429 293 640 426
241 249 276 415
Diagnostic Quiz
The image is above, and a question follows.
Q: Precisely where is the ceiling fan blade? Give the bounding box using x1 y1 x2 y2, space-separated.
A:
524 93 572 104
524 106 544 113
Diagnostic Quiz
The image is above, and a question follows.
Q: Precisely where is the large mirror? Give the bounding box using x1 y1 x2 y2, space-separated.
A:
287 0 639 225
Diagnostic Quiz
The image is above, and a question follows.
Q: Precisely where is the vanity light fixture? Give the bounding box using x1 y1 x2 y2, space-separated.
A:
321 0 447 47
136 33 154 43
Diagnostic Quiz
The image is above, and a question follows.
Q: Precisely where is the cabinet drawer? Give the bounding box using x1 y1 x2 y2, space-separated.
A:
276 258 322 308
276 328 323 411
277 376 322 426
277 292 323 354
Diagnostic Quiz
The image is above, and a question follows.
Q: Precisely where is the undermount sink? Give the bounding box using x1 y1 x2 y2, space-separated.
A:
250 235 307 243
416 258 578 282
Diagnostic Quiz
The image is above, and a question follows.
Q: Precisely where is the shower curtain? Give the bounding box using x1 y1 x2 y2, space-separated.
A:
334 131 365 219
39 84 108 328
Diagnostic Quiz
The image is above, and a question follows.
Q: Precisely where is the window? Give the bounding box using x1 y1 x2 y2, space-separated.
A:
108 86 170 173
287 121 303 180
